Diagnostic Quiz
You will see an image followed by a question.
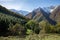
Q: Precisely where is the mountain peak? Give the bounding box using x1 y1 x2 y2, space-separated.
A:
33 7 42 12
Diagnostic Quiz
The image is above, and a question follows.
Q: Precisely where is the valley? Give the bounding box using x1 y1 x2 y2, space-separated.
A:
0 4 60 40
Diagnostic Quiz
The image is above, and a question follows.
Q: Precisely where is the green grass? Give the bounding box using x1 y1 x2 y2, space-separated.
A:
0 34 60 40
0 36 25 40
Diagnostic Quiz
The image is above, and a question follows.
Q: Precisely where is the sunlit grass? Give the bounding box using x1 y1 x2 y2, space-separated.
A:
0 34 60 40
25 34 60 40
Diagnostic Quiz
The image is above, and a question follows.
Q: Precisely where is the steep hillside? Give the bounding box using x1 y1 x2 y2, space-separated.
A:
26 7 56 25
26 6 55 19
26 7 45 21
50 6 60 23
0 5 29 21
0 5 30 36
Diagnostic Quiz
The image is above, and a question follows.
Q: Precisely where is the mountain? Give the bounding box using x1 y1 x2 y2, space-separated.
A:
26 6 55 19
10 9 29 16
0 5 30 23
26 7 56 25
50 5 60 23
43 6 55 13
26 7 44 19
0 5 30 36
26 7 50 20
10 9 18 12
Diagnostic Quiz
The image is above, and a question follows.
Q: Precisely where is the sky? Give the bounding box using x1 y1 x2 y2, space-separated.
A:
0 0 60 12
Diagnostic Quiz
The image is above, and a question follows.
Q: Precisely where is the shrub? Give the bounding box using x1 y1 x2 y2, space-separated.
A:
8 23 26 36
55 23 60 33
25 20 40 34
44 22 60 33
26 29 33 35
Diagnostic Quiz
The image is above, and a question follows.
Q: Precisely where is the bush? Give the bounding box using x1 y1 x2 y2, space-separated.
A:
0 13 27 36
25 20 40 34
55 23 60 33
26 29 33 35
44 22 60 33
8 23 26 36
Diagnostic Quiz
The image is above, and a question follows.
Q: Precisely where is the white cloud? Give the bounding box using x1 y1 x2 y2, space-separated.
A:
0 0 31 11
0 3 23 10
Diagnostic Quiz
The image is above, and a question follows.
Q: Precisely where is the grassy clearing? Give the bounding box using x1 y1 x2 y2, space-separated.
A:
0 36 25 40
0 34 60 40
25 34 60 40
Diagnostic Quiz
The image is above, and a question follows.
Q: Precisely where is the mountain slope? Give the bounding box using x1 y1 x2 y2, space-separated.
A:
26 6 55 19
26 7 56 25
43 6 55 13
0 5 30 36
26 7 45 20
0 5 30 21
50 6 60 23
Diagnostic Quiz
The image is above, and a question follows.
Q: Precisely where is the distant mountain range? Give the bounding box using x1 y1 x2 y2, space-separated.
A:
10 6 55 16
0 5 60 25
10 9 29 16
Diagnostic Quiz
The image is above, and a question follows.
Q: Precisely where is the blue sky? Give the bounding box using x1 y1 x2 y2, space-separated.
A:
0 0 60 12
